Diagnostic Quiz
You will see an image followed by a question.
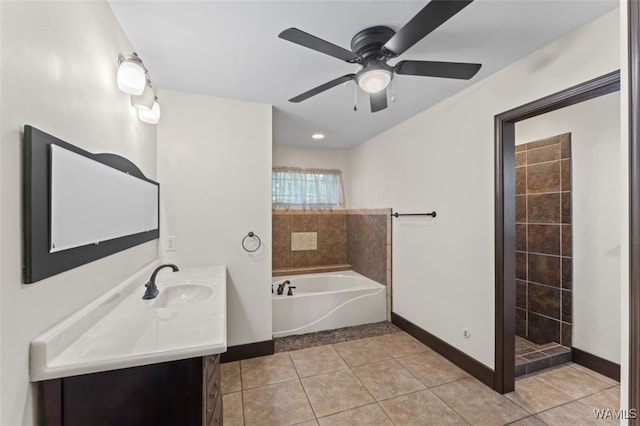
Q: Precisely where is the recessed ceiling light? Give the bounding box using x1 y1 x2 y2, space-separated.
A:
312 133 325 140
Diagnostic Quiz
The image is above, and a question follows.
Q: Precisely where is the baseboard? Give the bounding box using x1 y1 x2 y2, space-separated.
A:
391 312 495 389
572 347 620 382
220 339 274 363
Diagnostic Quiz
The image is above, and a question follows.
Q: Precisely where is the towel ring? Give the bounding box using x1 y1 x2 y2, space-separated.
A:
242 231 261 253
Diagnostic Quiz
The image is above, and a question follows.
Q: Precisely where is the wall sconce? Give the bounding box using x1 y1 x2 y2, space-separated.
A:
117 53 146 95
117 52 161 124
138 97 161 124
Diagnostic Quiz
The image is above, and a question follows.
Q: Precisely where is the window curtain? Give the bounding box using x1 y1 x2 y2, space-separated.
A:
272 167 345 207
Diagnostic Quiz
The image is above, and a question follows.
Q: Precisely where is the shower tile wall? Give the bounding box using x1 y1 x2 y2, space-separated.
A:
515 133 572 347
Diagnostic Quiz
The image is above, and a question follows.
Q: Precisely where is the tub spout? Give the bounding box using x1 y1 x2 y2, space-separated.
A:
277 280 290 295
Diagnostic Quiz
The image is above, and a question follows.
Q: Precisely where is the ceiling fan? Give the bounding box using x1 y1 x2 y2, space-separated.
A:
279 0 482 113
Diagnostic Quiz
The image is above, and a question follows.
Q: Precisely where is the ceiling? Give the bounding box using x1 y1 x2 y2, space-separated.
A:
108 0 617 149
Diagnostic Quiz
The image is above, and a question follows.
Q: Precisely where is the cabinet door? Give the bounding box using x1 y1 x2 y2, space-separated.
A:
60 358 203 426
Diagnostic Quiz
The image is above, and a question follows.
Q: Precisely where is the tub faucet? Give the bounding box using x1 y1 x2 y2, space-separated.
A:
143 264 179 300
287 286 296 296
277 280 290 295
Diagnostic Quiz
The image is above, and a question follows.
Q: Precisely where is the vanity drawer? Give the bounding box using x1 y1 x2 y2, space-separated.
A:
204 354 220 381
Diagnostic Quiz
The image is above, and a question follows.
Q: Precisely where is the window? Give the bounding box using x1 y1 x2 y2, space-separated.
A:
272 167 345 207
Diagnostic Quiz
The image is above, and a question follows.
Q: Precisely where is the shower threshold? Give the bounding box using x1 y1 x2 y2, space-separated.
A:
515 336 571 377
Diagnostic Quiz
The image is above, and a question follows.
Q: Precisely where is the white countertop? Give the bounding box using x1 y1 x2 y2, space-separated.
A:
30 263 227 381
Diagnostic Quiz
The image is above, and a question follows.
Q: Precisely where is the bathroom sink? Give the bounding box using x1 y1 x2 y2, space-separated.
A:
153 282 213 308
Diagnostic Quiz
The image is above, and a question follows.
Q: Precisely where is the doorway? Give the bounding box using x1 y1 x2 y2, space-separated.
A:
493 70 620 393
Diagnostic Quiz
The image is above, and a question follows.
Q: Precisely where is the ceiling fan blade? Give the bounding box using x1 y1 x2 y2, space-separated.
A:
395 60 481 80
370 90 388 113
383 0 473 57
279 28 359 63
289 74 355 103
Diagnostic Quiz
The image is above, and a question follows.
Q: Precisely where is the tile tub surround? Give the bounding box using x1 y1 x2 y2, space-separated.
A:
221 331 619 425
346 209 392 287
272 208 392 319
515 133 573 346
272 208 348 271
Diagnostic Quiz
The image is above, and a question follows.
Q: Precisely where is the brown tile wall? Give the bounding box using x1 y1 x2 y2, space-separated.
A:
272 209 348 272
345 210 391 287
515 133 572 346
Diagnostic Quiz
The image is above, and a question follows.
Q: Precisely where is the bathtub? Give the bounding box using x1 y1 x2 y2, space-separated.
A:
272 270 386 338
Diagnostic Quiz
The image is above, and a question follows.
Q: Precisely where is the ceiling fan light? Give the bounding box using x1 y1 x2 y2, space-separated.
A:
117 60 146 95
138 99 161 124
357 69 392 94
130 83 155 110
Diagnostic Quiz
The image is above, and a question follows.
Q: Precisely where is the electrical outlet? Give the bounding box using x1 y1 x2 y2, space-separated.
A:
164 236 176 251
461 326 471 338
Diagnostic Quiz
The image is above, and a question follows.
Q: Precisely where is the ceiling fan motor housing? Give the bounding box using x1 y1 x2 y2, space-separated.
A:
350 26 396 60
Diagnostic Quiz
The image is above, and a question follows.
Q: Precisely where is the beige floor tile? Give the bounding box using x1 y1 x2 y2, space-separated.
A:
318 403 393 425
372 332 430 358
243 380 315 426
294 421 319 426
241 353 298 389
431 377 528 425
535 365 611 399
301 369 375 417
508 416 546 425
351 359 425 401
396 350 469 388
536 400 618 425
290 345 348 378
579 386 621 411
505 375 573 414
568 363 620 387
221 361 242 394
333 338 391 367
379 389 467 425
223 391 244 426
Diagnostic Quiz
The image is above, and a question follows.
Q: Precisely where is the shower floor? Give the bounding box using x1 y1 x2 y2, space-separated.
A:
515 336 571 377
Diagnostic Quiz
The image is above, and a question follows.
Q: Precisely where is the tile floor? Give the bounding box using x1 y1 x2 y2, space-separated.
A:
222 331 620 425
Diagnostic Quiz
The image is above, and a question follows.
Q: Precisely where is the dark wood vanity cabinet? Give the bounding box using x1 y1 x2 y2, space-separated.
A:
39 355 222 426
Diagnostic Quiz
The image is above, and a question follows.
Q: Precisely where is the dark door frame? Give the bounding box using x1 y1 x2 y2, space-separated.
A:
628 0 640 422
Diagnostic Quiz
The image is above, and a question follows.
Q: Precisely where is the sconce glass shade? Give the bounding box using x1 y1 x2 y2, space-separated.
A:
357 68 392 94
130 83 154 110
138 101 161 124
117 60 146 95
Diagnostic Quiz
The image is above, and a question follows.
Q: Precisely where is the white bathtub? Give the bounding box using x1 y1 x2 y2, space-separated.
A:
272 270 386 338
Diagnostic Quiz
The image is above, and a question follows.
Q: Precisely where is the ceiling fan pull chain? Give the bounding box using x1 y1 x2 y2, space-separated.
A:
353 83 358 111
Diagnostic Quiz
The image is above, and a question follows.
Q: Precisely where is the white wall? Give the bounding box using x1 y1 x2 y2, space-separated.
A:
348 9 620 368
0 2 158 425
157 89 272 347
273 144 350 206
516 92 621 363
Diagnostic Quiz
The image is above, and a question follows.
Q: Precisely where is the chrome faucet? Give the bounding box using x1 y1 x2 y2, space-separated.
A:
276 280 290 295
143 264 179 300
